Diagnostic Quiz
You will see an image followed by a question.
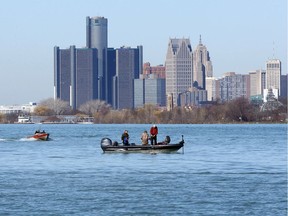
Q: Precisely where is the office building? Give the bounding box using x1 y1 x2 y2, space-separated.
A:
280 74 287 98
112 46 143 109
165 38 193 108
54 46 98 109
219 72 250 102
265 59 281 96
249 69 263 97
134 76 166 108
86 16 108 100
193 36 213 89
107 48 117 105
205 77 219 101
134 79 145 108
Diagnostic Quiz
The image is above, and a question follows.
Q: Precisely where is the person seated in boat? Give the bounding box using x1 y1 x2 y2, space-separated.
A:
35 130 40 134
121 130 130 146
160 136 171 145
141 130 149 145
150 124 158 145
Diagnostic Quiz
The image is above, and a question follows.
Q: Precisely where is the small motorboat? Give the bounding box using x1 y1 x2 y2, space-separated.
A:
100 135 184 153
29 130 50 141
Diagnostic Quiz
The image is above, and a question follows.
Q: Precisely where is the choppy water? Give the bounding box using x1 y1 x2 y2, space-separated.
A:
0 124 287 215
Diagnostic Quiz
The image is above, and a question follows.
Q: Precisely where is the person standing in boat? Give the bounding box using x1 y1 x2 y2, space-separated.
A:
141 130 149 145
121 130 130 146
150 125 158 145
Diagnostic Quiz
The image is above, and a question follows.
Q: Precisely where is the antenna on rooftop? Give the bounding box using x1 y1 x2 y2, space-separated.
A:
199 34 202 44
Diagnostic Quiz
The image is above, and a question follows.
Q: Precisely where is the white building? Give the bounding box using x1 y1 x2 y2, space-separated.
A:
205 77 218 101
0 102 37 114
266 59 281 96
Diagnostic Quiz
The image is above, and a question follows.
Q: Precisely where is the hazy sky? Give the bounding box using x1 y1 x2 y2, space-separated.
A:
0 0 286 105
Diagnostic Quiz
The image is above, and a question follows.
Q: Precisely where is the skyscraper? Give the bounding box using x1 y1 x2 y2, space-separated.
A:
86 16 108 100
266 59 281 96
219 72 250 101
193 36 213 90
249 69 263 97
54 46 98 109
111 46 143 109
165 38 193 108
134 77 166 108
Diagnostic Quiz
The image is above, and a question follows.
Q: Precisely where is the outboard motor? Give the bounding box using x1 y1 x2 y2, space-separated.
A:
165 136 171 144
101 138 112 147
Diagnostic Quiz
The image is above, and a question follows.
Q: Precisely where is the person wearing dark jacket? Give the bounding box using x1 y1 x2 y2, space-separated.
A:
121 130 129 146
150 125 158 145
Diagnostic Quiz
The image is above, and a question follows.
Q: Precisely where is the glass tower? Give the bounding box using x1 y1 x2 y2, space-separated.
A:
86 16 108 100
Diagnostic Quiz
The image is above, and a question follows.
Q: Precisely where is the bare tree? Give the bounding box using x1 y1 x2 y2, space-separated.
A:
78 100 111 116
39 98 71 115
225 97 255 122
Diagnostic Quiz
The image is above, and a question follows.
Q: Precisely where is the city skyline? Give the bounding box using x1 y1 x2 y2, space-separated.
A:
0 0 286 105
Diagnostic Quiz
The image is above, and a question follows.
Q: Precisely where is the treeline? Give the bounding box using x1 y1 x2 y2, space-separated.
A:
95 97 287 124
0 97 286 124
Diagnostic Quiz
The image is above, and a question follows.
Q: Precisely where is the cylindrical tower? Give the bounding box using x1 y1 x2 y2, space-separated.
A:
86 16 108 100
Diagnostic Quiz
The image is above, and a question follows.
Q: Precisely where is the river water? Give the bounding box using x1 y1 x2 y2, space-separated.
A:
0 124 286 215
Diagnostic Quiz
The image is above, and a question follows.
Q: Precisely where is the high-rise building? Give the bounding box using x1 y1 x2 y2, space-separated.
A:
266 59 281 96
280 74 287 98
205 77 218 101
219 72 250 102
134 77 166 108
107 48 116 105
193 36 213 90
54 46 98 109
86 16 108 100
111 46 143 109
165 38 193 108
134 79 145 108
249 69 264 97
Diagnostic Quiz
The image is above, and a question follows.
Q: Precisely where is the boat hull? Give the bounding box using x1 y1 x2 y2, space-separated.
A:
100 137 184 153
29 133 50 141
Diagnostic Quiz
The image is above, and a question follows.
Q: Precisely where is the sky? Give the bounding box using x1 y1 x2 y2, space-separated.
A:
0 0 286 105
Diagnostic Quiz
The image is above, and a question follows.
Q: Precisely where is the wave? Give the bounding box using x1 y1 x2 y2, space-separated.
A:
19 137 38 141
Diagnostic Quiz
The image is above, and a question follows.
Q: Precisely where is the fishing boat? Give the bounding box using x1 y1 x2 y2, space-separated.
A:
29 130 50 141
100 135 184 153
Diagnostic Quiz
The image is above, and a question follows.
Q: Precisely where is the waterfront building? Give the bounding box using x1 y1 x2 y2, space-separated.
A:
0 102 37 114
54 46 98 109
249 69 263 97
261 69 266 95
111 46 143 109
86 16 108 100
265 59 281 96
280 74 287 98
205 77 219 101
134 76 166 108
107 48 117 105
165 38 193 108
219 72 250 102
134 79 145 108
193 36 213 90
